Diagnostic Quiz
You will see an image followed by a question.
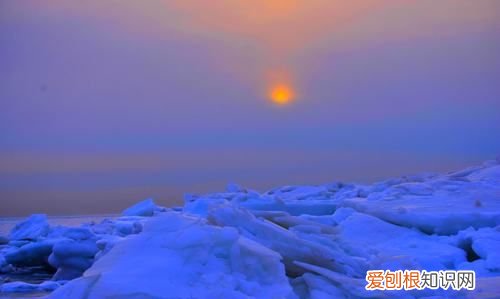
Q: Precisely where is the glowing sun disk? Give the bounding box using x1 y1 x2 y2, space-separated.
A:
270 85 294 105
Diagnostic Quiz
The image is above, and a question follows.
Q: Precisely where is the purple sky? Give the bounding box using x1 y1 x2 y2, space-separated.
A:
1 1 499 216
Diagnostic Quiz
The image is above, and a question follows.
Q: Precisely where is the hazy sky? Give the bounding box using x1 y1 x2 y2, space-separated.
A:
1 1 499 216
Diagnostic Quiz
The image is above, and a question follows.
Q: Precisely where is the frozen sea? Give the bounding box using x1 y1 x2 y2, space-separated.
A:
1 159 499 298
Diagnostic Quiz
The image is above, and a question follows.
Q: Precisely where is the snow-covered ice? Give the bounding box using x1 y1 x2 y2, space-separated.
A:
0 160 499 298
121 198 164 217
8 214 50 241
48 213 295 299
1 280 62 293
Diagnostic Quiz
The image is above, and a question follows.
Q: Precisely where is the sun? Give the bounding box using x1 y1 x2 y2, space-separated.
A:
269 85 294 105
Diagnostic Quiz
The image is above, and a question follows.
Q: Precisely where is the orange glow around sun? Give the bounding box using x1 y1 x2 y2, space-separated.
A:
269 84 294 105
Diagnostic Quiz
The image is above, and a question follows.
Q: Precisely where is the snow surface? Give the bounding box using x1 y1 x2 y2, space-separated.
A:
0 161 499 298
